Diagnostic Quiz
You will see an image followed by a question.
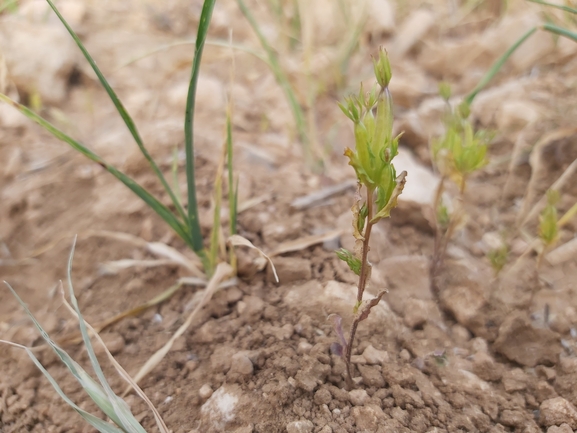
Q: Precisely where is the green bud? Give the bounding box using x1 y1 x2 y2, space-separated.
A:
336 248 362 276
539 192 559 246
458 101 471 119
373 47 392 89
438 82 452 101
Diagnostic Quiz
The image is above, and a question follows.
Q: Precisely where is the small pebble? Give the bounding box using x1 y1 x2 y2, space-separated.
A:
199 384 213 400
286 420 314 433
349 389 369 406
297 340 313 355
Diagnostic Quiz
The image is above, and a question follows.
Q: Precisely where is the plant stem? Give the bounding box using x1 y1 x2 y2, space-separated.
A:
344 186 374 389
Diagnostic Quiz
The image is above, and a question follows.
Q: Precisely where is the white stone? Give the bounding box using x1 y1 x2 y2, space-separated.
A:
362 345 389 365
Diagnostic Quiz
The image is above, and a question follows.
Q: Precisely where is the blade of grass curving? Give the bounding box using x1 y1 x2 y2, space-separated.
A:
58 286 170 433
65 239 147 433
2 283 126 429
464 27 538 106
0 342 125 433
184 0 216 259
236 0 314 167
528 0 577 14
542 22 577 42
0 93 194 250
44 0 187 225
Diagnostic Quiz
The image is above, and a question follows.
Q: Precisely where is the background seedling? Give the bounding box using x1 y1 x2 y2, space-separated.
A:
331 48 406 389
429 83 492 294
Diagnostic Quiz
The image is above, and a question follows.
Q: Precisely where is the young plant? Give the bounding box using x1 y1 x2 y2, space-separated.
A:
429 84 492 294
331 49 406 389
0 241 169 433
0 0 235 277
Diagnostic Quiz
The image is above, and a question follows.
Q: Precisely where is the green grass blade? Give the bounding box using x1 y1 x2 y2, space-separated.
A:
184 0 217 255
528 0 577 14
0 93 194 250
542 22 577 42
2 283 126 430
236 0 314 166
44 0 188 225
465 27 537 106
66 239 147 433
226 105 237 236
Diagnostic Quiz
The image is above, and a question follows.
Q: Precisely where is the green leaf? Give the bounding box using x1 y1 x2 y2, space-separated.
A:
465 27 537 105
0 93 193 252
185 0 217 257
45 0 188 227
336 248 362 275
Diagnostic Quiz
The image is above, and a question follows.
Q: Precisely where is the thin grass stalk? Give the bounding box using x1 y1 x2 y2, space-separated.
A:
236 0 315 167
65 240 147 433
45 0 188 226
0 94 193 250
209 146 225 272
542 22 577 41
464 27 538 105
528 0 577 14
185 0 217 265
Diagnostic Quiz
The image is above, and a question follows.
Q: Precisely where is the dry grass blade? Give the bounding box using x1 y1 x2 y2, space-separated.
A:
227 234 279 282
58 286 169 433
99 259 178 275
517 128 577 227
290 180 357 210
270 229 343 257
126 262 233 392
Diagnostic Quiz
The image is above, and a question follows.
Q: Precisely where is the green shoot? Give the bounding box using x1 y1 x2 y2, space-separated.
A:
332 49 406 389
430 82 492 293
487 244 509 275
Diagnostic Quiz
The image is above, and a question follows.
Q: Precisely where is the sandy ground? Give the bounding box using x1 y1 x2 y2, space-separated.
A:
2 0 577 432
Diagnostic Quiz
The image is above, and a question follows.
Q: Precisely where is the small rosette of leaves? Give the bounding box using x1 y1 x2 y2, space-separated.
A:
338 48 405 222
432 93 492 191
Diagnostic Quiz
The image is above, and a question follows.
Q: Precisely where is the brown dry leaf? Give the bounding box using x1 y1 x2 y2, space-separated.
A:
270 229 343 257
356 290 388 322
127 262 233 392
98 259 178 275
518 128 577 227
227 234 279 282
58 285 170 433
290 180 356 210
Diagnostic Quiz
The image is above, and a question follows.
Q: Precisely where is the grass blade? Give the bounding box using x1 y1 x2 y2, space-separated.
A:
65 238 147 433
542 22 577 42
465 27 537 105
2 283 126 430
184 0 217 258
528 0 577 14
236 0 314 167
0 93 194 250
44 0 187 225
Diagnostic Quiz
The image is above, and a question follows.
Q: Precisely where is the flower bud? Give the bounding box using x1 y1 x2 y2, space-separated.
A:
373 48 392 89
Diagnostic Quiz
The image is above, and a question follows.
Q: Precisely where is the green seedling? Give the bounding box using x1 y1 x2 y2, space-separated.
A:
0 0 236 277
487 244 509 275
331 49 406 389
430 83 492 293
